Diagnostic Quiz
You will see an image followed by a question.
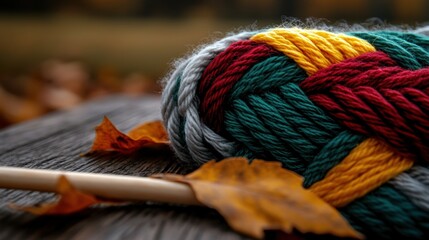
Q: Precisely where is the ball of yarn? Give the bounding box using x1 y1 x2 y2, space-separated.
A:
161 27 429 238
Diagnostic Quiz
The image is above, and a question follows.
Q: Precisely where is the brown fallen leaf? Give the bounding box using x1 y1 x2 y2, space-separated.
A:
88 116 169 154
127 120 168 141
159 158 363 239
11 175 100 215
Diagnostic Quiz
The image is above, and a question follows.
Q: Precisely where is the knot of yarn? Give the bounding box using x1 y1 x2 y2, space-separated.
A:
161 27 429 238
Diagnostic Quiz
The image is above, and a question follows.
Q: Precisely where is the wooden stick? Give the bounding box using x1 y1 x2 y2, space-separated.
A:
0 166 200 206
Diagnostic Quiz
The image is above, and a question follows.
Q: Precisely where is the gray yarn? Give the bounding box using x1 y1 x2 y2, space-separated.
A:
161 58 188 122
414 25 429 35
161 31 255 164
161 59 190 162
390 166 429 212
407 166 429 186
201 124 237 156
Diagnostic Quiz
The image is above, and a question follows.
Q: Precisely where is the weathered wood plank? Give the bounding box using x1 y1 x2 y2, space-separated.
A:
0 95 250 240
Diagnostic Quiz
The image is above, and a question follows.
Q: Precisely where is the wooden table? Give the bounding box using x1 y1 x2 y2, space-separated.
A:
0 95 250 240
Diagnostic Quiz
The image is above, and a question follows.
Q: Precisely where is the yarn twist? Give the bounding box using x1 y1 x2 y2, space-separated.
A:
161 27 429 238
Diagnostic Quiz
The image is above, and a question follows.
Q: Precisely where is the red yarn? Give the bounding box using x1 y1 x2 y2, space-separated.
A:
300 52 429 161
198 40 280 133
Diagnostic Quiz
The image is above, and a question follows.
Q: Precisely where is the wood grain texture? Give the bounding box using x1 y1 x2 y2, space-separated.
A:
0 95 251 240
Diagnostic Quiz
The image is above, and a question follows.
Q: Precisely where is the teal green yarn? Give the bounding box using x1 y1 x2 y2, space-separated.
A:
248 93 318 161
224 109 268 155
276 84 342 137
341 185 429 238
229 55 306 100
233 145 257 160
303 132 365 187
349 31 429 69
376 31 429 51
341 200 393 239
227 98 306 173
262 88 337 146
224 55 359 174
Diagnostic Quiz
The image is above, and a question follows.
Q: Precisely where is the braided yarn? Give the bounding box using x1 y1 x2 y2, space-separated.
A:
161 27 429 238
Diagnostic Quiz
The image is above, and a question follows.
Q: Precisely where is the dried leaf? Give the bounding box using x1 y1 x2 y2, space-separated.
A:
88 116 169 154
127 121 168 141
160 158 363 239
12 175 99 215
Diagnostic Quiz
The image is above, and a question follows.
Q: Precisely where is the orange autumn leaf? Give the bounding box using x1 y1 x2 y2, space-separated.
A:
127 120 168 141
12 175 99 215
89 116 169 154
160 158 363 240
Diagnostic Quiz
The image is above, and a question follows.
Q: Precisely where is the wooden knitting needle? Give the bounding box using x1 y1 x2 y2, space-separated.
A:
0 166 200 205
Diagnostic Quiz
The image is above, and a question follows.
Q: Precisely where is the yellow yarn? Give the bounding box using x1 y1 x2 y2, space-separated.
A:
251 28 376 75
309 138 414 207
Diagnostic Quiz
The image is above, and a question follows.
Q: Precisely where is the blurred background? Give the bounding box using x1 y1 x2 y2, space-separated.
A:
0 0 428 128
